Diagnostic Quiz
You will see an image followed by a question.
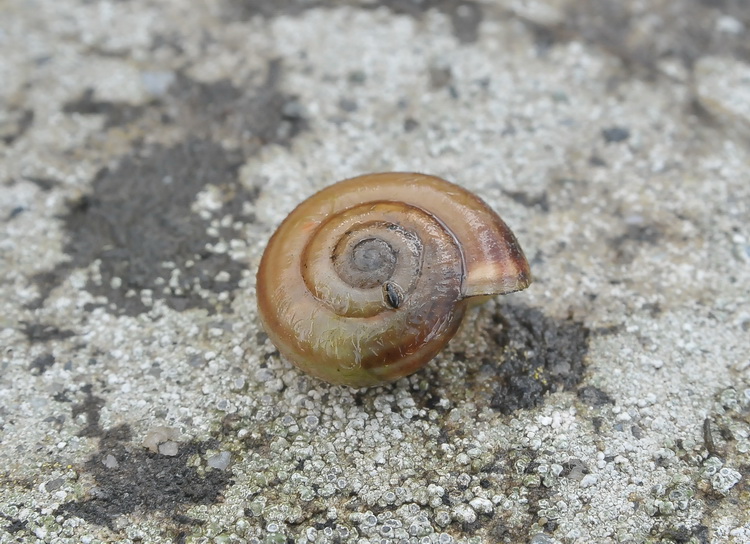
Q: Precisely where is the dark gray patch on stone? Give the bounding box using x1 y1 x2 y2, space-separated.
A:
33 62 307 315
38 62 307 315
55 440 231 533
42 139 252 315
222 0 323 20
524 0 750 70
0 512 28 535
1 108 34 145
602 126 630 143
577 385 615 407
58 384 231 531
26 270 67 311
610 222 664 264
474 304 590 413
62 61 306 154
55 420 231 533
165 62 307 151
225 0 483 43
20 321 75 343
29 353 56 375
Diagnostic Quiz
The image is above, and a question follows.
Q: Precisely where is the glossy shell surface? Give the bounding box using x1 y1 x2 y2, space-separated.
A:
256 173 531 387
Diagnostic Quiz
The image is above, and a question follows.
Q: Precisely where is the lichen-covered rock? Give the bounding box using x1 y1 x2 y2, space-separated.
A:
0 0 748 542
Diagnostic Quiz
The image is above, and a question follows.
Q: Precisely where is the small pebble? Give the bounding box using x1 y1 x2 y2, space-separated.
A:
159 441 179 456
103 454 119 469
580 474 598 488
208 451 232 470
452 504 477 524
469 497 494 514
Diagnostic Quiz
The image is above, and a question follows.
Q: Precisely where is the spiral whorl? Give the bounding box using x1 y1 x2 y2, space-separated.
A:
256 173 531 387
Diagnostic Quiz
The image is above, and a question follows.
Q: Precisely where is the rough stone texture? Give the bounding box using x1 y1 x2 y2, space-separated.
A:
1 1 749 543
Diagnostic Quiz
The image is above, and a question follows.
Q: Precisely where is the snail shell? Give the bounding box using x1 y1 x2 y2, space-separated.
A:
256 173 531 388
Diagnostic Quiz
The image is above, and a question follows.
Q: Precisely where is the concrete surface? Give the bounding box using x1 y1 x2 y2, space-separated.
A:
1 0 749 543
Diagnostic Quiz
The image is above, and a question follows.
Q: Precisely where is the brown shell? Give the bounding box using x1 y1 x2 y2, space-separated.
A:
256 173 531 387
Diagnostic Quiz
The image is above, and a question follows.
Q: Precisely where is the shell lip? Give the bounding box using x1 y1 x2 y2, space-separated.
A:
461 248 533 298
